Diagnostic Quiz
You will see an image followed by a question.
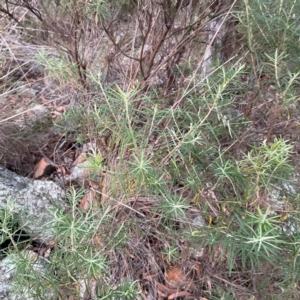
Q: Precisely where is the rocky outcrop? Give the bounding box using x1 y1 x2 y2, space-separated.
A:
0 256 15 300
0 165 64 242
0 166 64 299
0 251 53 300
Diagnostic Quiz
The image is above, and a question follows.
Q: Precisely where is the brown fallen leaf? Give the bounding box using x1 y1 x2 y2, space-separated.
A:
79 188 96 210
165 266 194 290
89 181 100 189
29 157 56 179
55 105 67 112
92 235 104 247
71 152 87 168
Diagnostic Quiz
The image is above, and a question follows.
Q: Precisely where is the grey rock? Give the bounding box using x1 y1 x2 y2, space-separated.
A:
25 104 49 123
17 86 36 98
0 256 14 300
0 252 52 300
0 166 64 242
192 215 206 228
68 161 91 183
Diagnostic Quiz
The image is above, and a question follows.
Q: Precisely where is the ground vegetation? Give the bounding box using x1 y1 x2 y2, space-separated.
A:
1 0 300 299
